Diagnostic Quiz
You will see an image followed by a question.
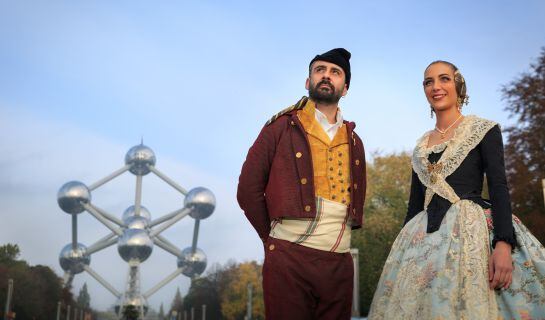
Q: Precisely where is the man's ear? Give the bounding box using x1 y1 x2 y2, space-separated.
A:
305 78 310 90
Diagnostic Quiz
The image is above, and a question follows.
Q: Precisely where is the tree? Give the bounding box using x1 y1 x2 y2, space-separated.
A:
77 282 91 309
0 243 76 319
502 47 545 243
183 278 222 320
169 287 184 313
158 303 165 320
351 152 413 316
0 243 20 264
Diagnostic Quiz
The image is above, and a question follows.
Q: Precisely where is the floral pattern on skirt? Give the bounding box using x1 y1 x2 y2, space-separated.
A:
368 201 545 320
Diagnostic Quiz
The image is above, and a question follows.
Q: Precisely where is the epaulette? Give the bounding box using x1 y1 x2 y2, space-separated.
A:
265 96 308 126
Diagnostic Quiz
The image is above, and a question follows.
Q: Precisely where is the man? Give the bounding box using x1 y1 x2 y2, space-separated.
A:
237 48 366 320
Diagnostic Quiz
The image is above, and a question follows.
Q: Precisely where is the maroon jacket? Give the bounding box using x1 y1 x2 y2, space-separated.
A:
237 98 367 241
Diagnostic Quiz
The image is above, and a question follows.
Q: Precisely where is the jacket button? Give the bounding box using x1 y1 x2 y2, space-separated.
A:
342 199 346 204
332 184 336 188
332 195 336 200
290 121 295 125
296 152 302 158
354 183 358 190
300 178 307 185
355 159 360 166
305 205 311 212
269 244 275 251
338 152 343 157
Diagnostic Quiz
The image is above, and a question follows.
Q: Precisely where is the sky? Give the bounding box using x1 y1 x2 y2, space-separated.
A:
1 0 544 311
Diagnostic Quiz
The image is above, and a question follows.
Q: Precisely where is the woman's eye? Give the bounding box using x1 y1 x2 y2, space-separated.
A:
424 80 432 86
441 76 451 82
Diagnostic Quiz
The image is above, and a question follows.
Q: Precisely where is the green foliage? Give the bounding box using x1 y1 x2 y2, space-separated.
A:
351 152 412 316
0 243 20 264
0 243 75 320
502 47 545 244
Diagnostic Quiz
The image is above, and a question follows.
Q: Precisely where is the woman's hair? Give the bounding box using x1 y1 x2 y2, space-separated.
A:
425 60 469 106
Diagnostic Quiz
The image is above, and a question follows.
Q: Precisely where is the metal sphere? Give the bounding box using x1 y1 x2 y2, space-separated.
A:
59 243 91 274
124 215 150 230
177 247 207 277
125 144 156 175
122 205 151 221
184 187 216 219
114 296 149 315
117 229 153 263
57 181 91 214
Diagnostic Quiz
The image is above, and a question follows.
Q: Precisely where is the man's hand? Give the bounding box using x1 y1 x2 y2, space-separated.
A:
489 241 513 289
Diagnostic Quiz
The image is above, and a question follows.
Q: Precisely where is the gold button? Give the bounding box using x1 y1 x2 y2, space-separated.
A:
290 121 295 125
355 159 360 166
341 189 345 193
328 148 333 153
338 152 343 156
269 244 275 251
305 205 311 212
338 172 343 176
353 208 356 214
300 178 307 185
354 183 358 190
329 167 333 171
332 184 336 188
338 160 342 165
329 176 333 180
296 152 302 158
328 157 333 161
342 199 346 204
332 195 336 199
340 179 344 183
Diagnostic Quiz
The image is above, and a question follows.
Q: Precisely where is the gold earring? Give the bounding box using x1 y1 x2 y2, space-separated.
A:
430 106 434 118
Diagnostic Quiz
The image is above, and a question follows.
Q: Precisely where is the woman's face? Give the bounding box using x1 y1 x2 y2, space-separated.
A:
423 63 458 112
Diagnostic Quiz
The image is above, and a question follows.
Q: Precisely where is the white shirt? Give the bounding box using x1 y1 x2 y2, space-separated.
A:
314 107 344 140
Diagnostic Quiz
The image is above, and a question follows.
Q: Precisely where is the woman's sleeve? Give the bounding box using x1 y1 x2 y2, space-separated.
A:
404 169 425 225
480 125 517 248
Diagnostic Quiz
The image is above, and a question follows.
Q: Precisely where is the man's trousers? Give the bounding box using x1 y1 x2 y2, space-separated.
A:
262 237 354 320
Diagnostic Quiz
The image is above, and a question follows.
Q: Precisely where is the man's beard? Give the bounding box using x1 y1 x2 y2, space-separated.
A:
308 79 342 104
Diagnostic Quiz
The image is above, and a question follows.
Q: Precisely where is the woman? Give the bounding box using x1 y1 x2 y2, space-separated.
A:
368 61 545 319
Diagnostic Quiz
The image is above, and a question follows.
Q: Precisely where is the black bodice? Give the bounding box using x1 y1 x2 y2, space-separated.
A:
404 125 517 248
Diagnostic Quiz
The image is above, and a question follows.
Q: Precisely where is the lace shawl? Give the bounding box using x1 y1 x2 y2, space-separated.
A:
412 115 497 209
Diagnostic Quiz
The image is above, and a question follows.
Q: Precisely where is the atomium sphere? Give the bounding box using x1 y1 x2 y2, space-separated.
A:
125 144 156 176
177 247 207 277
124 215 150 230
184 187 216 219
59 243 91 274
122 205 151 221
57 181 91 214
118 229 153 263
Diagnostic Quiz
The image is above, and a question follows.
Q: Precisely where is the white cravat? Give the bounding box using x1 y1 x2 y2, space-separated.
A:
314 107 344 140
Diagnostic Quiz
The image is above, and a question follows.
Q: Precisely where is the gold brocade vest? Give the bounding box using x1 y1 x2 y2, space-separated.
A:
297 101 351 205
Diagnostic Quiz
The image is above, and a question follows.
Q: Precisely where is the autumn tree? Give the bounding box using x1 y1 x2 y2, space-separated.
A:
351 152 412 316
502 47 545 243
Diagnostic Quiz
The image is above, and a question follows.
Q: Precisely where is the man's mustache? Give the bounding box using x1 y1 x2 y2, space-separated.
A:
316 80 334 91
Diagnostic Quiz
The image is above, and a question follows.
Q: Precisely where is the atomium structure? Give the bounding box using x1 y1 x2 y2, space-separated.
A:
57 144 215 319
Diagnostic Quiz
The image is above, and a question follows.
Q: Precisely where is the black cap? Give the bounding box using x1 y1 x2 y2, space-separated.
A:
309 48 351 88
